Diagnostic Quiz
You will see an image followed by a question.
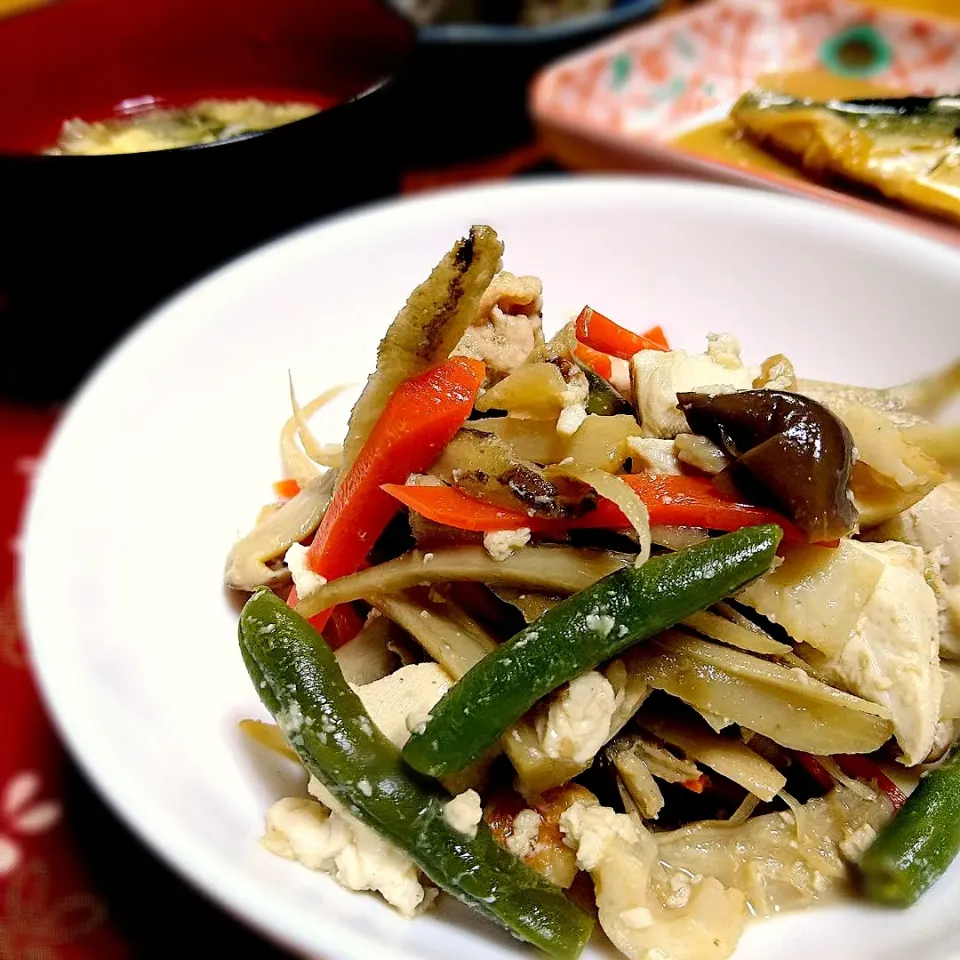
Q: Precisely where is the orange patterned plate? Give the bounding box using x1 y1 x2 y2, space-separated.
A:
530 0 960 246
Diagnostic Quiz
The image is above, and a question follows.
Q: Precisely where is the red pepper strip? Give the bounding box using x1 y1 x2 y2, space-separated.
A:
273 478 302 500
681 774 709 794
295 356 486 639
382 473 811 543
288 588 368 644
288 583 335 640
795 752 835 792
575 306 669 361
835 754 908 811
331 603 366 647
573 343 613 381
795 752 907 810
641 324 670 350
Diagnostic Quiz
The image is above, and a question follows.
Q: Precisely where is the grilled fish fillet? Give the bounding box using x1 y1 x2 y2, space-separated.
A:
731 90 960 224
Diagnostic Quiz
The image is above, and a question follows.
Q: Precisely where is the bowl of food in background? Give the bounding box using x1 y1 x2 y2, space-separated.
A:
0 0 413 402
384 0 667 165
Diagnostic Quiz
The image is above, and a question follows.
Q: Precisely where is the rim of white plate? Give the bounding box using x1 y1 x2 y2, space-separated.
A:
18 175 960 960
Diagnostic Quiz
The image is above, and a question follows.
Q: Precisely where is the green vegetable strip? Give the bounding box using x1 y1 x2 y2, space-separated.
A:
860 743 960 906
403 524 782 777
578 363 632 417
239 589 593 960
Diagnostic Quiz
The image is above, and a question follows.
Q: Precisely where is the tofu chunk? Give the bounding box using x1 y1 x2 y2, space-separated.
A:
814 540 941 766
351 662 453 749
263 776 436 918
262 665 452 916
870 481 960 658
630 335 756 438
537 672 618 764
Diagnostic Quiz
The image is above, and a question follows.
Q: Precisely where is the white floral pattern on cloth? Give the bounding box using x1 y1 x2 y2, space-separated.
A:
0 591 27 669
0 773 61 877
0 858 107 960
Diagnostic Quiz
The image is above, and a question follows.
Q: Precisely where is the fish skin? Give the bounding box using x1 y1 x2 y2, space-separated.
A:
731 89 960 224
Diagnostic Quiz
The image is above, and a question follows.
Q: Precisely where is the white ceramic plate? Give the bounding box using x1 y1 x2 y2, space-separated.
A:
20 178 960 960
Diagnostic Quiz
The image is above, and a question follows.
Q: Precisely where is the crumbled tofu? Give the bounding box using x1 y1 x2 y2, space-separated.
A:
559 802 637 871
443 789 483 838
620 906 654 929
839 823 877 863
561 366 591 408
871 481 960 658
538 672 617 764
584 610 616 636
556 402 589 437
553 365 591 437
506 808 542 858
284 542 327 600
275 701 306 740
483 527 531 561
626 436 684 475
350 662 452 749
630 336 757 438
405 709 432 737
264 778 436 918
452 272 543 378
816 540 941 765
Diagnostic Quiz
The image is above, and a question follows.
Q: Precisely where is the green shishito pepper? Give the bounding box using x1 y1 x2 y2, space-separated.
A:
239 589 593 960
403 524 782 778
860 742 960 906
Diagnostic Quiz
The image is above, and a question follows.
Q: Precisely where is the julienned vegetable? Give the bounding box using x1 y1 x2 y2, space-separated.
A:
677 390 858 542
294 545 629 617
575 306 669 360
859 743 960 906
240 589 594 959
402 524 783 777
573 342 613 380
292 356 485 635
382 473 810 541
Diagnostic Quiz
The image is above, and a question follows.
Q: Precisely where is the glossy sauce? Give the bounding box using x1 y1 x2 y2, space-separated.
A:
673 72 903 179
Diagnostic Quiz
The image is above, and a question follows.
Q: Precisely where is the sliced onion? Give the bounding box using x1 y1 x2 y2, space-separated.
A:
281 378 349 484
778 789 807 842
819 757 876 801
549 460 651 567
727 794 760 826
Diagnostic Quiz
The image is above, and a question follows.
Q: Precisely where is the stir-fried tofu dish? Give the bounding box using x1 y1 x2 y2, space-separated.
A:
226 226 960 960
